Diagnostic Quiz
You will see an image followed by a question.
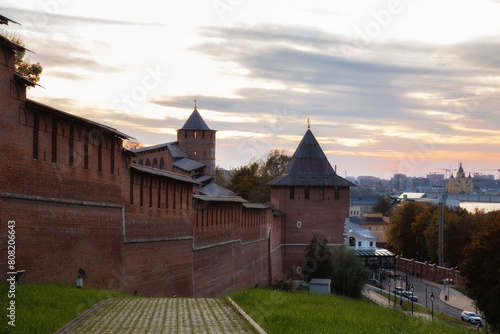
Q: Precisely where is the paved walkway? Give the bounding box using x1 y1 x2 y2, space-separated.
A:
60 298 258 334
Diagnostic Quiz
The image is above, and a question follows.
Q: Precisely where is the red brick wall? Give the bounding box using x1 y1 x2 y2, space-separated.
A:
271 185 350 278
122 240 194 297
0 197 123 288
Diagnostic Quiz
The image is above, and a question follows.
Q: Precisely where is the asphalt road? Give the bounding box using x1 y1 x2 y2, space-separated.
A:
381 274 464 320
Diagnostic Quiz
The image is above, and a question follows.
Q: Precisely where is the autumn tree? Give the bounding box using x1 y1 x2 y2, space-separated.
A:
2 32 43 84
460 213 500 333
228 149 291 203
387 201 426 259
372 197 392 216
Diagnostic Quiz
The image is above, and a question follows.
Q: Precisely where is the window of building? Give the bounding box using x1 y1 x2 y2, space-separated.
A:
349 237 355 247
334 186 339 200
358 241 361 247
319 186 324 200
290 187 294 200
194 130 197 139
305 186 309 200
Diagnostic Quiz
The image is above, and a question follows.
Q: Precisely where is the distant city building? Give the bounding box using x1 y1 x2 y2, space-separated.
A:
350 197 381 216
447 163 473 194
358 176 380 187
426 173 445 186
391 173 407 191
359 213 390 248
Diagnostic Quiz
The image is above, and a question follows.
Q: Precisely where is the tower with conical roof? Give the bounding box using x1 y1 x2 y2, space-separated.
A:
268 126 355 278
177 106 216 176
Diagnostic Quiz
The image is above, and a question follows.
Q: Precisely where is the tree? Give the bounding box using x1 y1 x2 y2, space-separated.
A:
215 166 229 188
302 234 334 282
372 197 392 216
330 245 370 299
228 162 259 201
228 149 291 203
2 32 43 84
123 138 143 151
387 201 426 258
460 214 500 333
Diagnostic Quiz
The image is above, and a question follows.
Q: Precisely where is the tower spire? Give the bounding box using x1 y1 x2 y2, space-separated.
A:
307 118 310 129
194 99 197 110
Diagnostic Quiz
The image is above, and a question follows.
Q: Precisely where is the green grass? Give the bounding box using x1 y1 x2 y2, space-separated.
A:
0 283 130 334
230 288 472 334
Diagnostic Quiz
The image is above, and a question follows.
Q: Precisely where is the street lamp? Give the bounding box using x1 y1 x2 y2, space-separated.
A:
425 284 428 308
430 292 435 320
394 279 397 307
388 279 391 307
410 284 414 315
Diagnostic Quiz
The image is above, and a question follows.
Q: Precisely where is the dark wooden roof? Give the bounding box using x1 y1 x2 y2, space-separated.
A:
268 129 355 187
180 108 212 130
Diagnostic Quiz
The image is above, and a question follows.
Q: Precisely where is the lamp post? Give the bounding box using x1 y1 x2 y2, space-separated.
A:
430 292 435 320
388 279 391 307
410 284 414 315
394 279 397 307
425 284 428 308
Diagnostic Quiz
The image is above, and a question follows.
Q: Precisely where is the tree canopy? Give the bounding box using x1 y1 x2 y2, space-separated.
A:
225 149 291 203
460 212 500 333
2 32 43 84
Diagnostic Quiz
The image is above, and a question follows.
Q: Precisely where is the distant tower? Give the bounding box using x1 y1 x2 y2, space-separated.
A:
177 105 216 176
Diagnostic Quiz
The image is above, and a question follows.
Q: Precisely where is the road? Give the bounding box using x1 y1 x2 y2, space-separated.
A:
380 273 463 320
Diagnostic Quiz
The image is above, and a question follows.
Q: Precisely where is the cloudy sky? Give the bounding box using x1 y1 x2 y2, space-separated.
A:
2 1 500 179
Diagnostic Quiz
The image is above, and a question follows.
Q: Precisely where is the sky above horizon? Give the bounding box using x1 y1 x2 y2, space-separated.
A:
2 1 500 179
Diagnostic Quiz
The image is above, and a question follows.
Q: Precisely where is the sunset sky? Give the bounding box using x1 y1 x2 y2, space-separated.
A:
2 1 500 179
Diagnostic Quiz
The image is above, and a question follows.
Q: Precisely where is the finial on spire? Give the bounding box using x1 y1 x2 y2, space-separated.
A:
194 99 197 109
307 118 310 129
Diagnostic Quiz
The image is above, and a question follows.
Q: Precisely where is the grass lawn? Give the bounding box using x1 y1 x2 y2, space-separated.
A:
230 288 472 334
0 283 130 334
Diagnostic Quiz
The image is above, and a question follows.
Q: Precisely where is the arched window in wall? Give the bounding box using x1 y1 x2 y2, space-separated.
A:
152 158 158 168
349 237 356 247
145 158 151 166
160 158 165 169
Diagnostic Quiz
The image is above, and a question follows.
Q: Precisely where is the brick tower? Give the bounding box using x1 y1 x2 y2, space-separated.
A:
268 126 355 278
177 106 216 176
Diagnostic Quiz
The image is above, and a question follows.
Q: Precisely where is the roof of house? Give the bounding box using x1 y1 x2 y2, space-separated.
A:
355 248 395 257
0 14 20 26
198 183 236 196
243 203 269 209
180 108 212 130
267 129 355 187
360 216 388 226
0 33 27 53
398 192 427 200
172 158 205 172
193 194 247 203
26 100 131 139
348 221 378 240
131 164 200 184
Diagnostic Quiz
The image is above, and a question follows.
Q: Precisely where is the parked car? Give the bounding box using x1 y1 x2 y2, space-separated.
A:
368 279 380 285
393 287 405 295
461 311 482 325
403 291 418 302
